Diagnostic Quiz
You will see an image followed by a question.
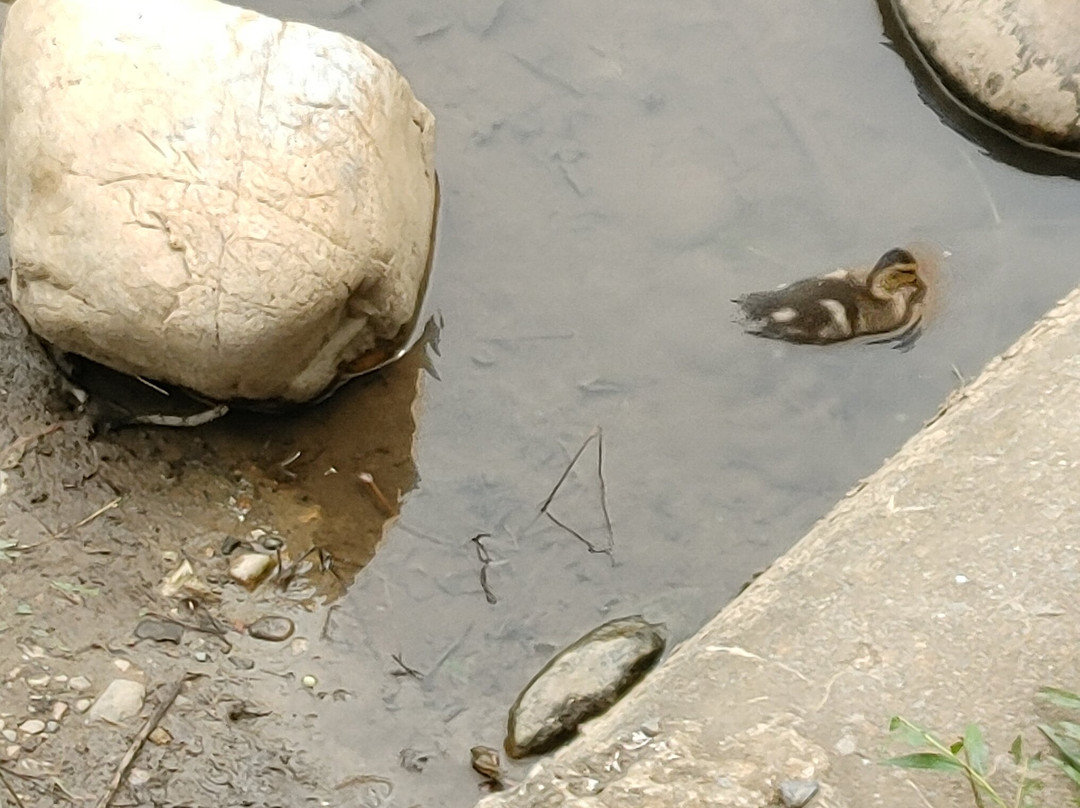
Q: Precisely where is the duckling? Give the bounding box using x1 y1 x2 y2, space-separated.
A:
734 247 932 351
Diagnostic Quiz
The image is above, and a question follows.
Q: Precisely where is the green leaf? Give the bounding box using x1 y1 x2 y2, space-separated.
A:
1039 723 1080 774
1048 755 1080 788
882 752 967 773
964 724 990 775
950 739 965 756
50 580 100 596
888 716 935 748
1038 687 1080 711
1010 735 1024 765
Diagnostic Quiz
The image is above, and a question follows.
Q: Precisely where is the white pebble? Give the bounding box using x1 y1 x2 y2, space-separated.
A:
301 675 317 689
19 719 45 735
74 699 92 713
88 679 145 725
68 675 92 692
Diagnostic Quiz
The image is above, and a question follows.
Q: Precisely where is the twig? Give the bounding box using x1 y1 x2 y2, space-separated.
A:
94 677 185 808
52 496 122 540
124 405 228 428
0 767 27 808
540 427 615 559
358 472 396 516
390 653 424 680
470 533 497 604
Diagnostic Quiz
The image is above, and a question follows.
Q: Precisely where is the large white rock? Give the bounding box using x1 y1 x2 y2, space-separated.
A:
892 0 1080 153
0 0 436 402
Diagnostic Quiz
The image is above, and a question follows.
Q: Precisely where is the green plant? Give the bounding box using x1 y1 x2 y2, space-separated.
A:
884 688 1080 807
885 716 1041 808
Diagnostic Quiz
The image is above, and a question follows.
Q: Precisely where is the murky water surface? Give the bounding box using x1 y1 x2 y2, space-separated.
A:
9 0 1080 804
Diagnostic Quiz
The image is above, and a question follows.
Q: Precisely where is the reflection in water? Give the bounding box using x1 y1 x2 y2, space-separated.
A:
75 336 433 598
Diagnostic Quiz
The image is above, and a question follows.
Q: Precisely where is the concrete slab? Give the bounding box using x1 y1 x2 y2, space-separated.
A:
477 288 1080 807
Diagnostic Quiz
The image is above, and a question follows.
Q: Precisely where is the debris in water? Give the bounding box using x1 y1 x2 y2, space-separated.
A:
159 560 216 601
505 615 666 758
399 747 432 773
471 532 498 604
539 427 615 559
470 745 504 789
390 653 424 680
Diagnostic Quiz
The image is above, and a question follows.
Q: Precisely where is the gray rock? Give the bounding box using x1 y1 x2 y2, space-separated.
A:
134 617 184 644
780 779 819 807
88 679 145 724
0 0 437 403
891 0 1080 152
505 616 666 758
248 616 295 642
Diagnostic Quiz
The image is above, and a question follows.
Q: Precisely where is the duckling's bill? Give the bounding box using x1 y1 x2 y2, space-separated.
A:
734 245 941 351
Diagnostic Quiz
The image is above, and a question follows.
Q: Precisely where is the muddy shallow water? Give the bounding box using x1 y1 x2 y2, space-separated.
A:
5 0 1080 806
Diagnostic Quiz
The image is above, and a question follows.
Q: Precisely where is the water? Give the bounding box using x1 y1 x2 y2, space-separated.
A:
9 0 1080 804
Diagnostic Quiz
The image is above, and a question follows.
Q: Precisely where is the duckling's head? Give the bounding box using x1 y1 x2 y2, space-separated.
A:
866 248 924 301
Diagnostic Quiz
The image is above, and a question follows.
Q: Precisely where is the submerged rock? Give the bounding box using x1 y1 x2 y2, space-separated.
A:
891 0 1080 153
0 0 437 402
505 616 666 758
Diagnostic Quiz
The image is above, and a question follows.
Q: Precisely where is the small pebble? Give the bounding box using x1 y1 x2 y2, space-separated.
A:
149 727 172 746
74 699 91 713
19 719 45 735
69 675 92 692
260 535 284 550
161 550 179 564
221 536 241 555
4 744 19 759
129 768 151 786
229 553 275 589
45 721 58 733
53 674 68 684
248 616 295 643
780 779 820 808
52 702 68 721
194 651 210 663
114 659 132 672
228 657 255 671
88 679 145 724
26 675 50 688
1 729 16 743
301 675 317 689
134 617 184 644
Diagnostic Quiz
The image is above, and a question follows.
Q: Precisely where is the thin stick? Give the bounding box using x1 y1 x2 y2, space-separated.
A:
390 653 424 680
0 768 27 808
52 496 122 540
539 427 599 512
94 677 185 808
540 427 615 559
470 533 497 604
358 472 396 516
125 405 228 428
